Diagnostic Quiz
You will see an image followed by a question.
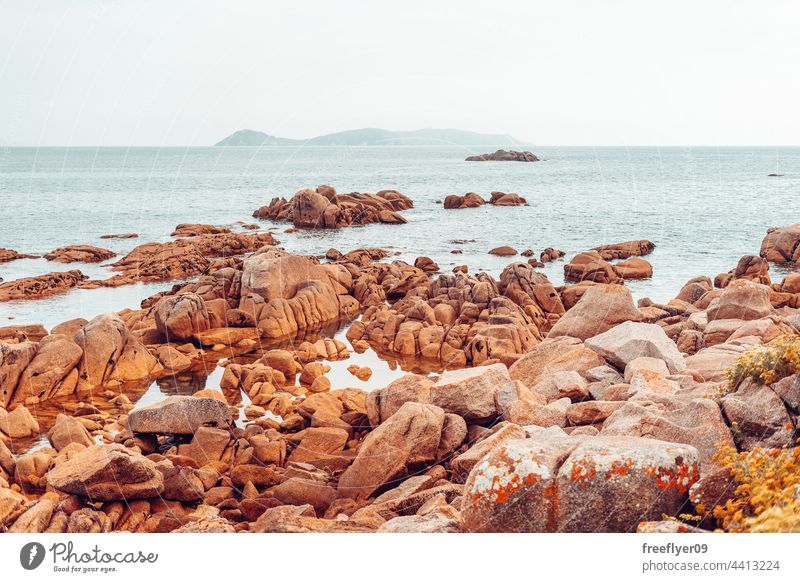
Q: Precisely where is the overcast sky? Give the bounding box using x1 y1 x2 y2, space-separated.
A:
1 0 798 146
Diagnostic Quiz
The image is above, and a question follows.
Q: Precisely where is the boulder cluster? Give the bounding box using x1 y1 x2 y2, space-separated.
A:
252 185 413 229
443 191 527 209
1 222 800 533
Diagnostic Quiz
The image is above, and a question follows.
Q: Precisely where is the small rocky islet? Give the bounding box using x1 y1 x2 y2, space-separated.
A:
1 186 800 533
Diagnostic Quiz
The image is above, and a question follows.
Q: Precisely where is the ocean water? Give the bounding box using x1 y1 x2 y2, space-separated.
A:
1 145 798 330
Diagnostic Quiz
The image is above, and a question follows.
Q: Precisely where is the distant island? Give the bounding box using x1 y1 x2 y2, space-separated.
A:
465 149 540 162
214 127 526 147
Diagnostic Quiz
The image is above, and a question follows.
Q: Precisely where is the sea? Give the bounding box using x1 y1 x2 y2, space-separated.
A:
1 145 798 410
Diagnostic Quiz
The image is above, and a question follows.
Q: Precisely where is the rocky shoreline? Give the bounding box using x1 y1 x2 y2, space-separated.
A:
1 196 800 533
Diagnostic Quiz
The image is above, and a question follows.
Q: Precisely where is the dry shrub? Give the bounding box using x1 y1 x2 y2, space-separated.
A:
726 335 800 391
712 444 800 532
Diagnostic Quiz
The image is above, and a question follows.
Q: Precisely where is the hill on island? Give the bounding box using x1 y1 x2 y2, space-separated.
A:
215 127 526 147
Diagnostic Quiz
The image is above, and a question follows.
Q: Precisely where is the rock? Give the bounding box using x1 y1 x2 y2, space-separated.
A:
338 402 456 499
156 462 205 502
465 149 540 162
566 400 625 425
271 478 337 515
548 285 643 341
601 393 734 471
154 293 211 341
0 323 48 343
430 363 509 421
684 343 750 383
689 465 737 519
259 350 299 379
760 223 800 264
414 257 438 272
0 270 88 302
99 233 138 239
593 240 656 261
489 246 517 257
155 345 192 373
540 247 565 263
772 374 800 410
0 487 28 527
720 380 794 450
443 193 486 209
43 245 116 263
230 465 281 488
503 397 569 427
109 232 276 285
715 255 771 288
253 186 413 229
0 405 39 438
377 506 461 532
47 444 164 500
47 414 94 451
585 321 686 373
0 248 39 263
563 251 622 284
462 435 699 532
287 427 349 466
366 374 433 426
11 334 83 406
624 357 670 383
14 450 52 488
451 423 526 481
614 258 653 280
707 280 773 321
128 396 232 435
239 248 358 339
171 223 231 237
489 191 527 206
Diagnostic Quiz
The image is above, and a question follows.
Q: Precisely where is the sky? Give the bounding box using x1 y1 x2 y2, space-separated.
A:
1 0 799 147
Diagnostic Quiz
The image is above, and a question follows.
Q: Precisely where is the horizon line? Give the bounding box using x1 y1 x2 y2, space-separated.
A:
4 143 800 148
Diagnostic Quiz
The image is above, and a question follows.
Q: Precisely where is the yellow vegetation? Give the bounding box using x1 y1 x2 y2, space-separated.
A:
712 444 800 532
726 335 800 391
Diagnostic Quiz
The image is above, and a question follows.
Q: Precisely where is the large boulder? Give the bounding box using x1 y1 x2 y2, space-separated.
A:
601 392 734 471
46 444 164 500
463 434 700 532
47 414 94 451
720 380 795 450
153 293 211 341
337 402 463 500
365 374 433 427
585 321 686 373
239 248 358 339
563 251 622 284
127 396 232 435
73 313 156 389
430 363 510 421
760 223 800 264
11 334 82 406
0 342 38 408
548 285 643 341
707 280 773 321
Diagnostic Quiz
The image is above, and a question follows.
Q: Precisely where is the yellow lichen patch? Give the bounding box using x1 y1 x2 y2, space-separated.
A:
711 443 800 532
726 335 800 392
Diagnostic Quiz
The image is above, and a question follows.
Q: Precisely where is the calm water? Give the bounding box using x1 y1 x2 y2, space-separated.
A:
1 145 798 329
